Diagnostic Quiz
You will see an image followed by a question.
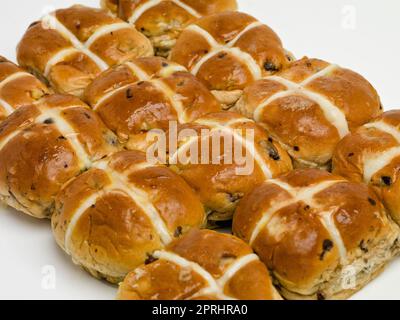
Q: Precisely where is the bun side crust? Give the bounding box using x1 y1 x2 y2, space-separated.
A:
333 110 400 225
233 169 400 300
117 229 281 300
17 5 153 98
0 94 120 218
52 150 206 283
235 57 382 169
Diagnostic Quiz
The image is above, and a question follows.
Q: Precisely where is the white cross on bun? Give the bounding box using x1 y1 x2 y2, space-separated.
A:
233 169 400 300
83 56 222 151
17 5 153 98
0 94 120 219
101 0 238 57
333 110 400 225
167 112 293 222
52 150 206 283
118 229 282 300
234 57 383 169
0 56 50 122
170 11 292 108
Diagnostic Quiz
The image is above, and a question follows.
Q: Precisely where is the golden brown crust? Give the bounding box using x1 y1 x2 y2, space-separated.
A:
52 150 206 283
333 110 400 225
235 57 383 169
0 94 120 219
84 57 222 149
117 229 281 300
167 112 293 221
170 11 290 106
233 169 400 299
102 0 238 57
17 5 153 98
0 57 50 121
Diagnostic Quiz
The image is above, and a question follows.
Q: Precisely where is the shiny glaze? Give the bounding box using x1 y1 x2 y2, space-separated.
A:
118 229 281 300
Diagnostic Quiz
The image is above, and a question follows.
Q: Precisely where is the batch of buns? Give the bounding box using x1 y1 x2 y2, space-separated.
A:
1 0 399 300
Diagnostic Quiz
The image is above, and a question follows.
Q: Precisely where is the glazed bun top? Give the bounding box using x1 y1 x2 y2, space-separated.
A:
17 5 153 98
118 229 282 300
170 11 290 106
0 57 50 122
0 94 120 218
333 110 400 224
167 111 293 221
84 56 221 150
233 169 399 298
101 0 238 56
235 57 382 168
52 150 206 282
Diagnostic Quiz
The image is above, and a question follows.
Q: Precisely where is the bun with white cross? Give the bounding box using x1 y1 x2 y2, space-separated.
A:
117 229 282 300
0 94 120 219
52 150 206 283
234 57 383 169
167 112 293 222
17 5 153 99
170 11 292 108
233 169 400 300
0 56 50 122
333 110 400 225
84 56 222 151
101 0 238 57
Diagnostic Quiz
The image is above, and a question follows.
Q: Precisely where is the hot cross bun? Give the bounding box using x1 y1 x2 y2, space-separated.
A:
233 169 400 300
118 229 282 300
0 57 50 122
52 150 206 283
84 56 221 151
333 110 400 225
0 94 120 219
17 5 153 98
101 0 238 57
235 57 383 169
166 112 293 222
170 11 291 108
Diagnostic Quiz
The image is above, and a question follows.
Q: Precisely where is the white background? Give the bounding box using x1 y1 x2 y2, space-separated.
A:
0 0 400 300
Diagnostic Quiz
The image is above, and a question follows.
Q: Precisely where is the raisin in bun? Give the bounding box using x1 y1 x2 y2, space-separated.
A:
17 5 153 98
84 56 221 151
234 57 383 169
52 150 206 284
0 56 50 122
165 112 293 222
101 0 238 57
0 94 120 219
233 169 400 300
118 229 282 300
333 110 400 225
170 11 291 108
